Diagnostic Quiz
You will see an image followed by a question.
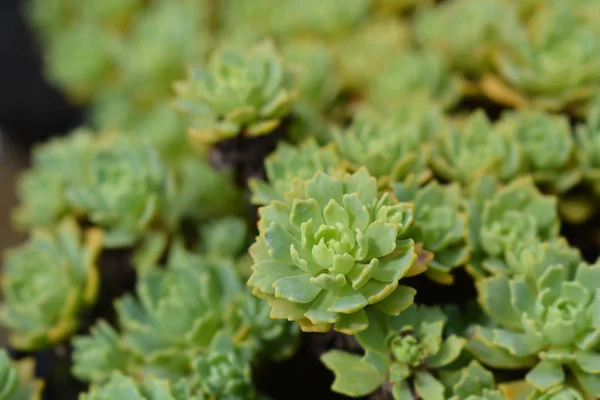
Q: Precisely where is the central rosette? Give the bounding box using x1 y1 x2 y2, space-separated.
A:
249 169 422 334
391 335 424 368
533 282 592 347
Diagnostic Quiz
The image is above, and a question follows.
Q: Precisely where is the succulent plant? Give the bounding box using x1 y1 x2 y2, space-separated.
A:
116 0 211 108
495 110 581 193
322 305 466 399
493 2 600 111
80 372 192 400
576 98 600 195
167 157 243 224
27 0 208 107
0 350 43 400
333 111 431 187
249 168 421 334
282 0 370 38
174 41 298 145
191 333 261 400
393 176 470 284
431 111 521 185
192 352 257 399
134 158 244 271
14 128 95 231
221 0 369 46
216 0 275 45
226 290 300 362
198 217 248 260
72 320 134 384
66 136 173 247
0 218 101 350
80 335 264 400
441 361 504 400
249 139 342 206
366 50 462 111
21 0 600 398
114 244 241 380
281 40 341 112
479 238 581 281
467 175 559 264
91 95 190 161
368 95 446 145
468 260 600 398
334 19 410 91
44 22 119 103
415 0 518 74
76 329 266 399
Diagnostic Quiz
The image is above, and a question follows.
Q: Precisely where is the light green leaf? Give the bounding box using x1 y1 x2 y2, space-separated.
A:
427 335 466 368
575 351 600 374
321 350 386 397
526 360 565 391
274 274 322 304
374 285 416 316
414 370 445 400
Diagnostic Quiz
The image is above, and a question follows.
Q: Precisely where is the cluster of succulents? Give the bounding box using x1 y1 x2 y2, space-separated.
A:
0 350 43 399
5 0 600 399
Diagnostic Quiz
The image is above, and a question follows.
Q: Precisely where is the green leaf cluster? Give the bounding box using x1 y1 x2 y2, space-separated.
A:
249 139 341 206
431 111 521 185
322 305 466 399
18 0 600 399
576 99 600 195
66 136 174 247
174 41 299 145
394 176 469 283
248 169 420 334
365 50 462 112
470 257 600 398
495 2 600 112
466 176 559 277
495 111 581 193
0 218 102 350
414 0 519 75
442 361 505 400
72 244 298 387
0 350 43 400
14 129 95 230
333 111 431 186
27 0 211 106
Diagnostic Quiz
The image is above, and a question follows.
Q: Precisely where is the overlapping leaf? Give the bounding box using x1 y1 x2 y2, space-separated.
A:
249 169 421 334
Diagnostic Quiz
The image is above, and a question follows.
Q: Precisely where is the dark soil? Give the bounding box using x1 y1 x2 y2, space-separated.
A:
305 329 364 358
561 210 600 263
8 343 85 400
452 94 508 122
209 116 293 188
78 248 137 331
407 267 477 308
254 332 367 400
